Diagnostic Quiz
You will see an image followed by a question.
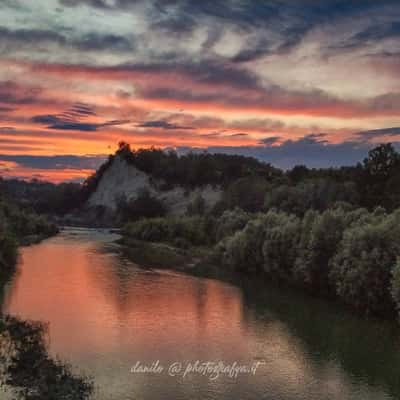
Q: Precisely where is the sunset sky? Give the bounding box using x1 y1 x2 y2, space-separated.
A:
1 0 400 182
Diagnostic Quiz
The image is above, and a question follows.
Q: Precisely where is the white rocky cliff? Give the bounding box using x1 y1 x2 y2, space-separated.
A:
87 154 222 215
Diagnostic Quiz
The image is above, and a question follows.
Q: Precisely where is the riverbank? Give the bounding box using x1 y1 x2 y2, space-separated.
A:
120 207 400 322
4 227 400 400
118 236 213 271
0 200 94 400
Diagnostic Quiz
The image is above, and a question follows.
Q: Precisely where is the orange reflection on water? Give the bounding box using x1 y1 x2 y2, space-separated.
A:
4 234 248 361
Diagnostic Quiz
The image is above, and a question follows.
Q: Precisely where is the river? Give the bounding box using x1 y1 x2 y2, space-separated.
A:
1 228 400 400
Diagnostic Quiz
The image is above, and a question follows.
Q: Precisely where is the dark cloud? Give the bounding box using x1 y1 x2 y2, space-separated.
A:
47 122 101 131
44 119 128 131
31 115 60 125
73 33 134 52
31 103 129 131
0 154 106 170
138 120 193 130
259 136 281 146
355 127 400 139
0 27 67 45
179 133 377 169
58 0 400 61
0 26 133 53
141 83 400 118
128 59 260 89
346 22 400 49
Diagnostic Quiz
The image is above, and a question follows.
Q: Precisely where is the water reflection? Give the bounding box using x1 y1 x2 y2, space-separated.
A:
2 229 400 400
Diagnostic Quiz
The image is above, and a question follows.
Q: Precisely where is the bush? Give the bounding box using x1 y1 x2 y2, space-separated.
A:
0 316 93 399
223 177 270 212
218 216 267 272
0 198 57 275
124 216 214 247
0 234 18 273
391 258 400 318
294 208 349 294
117 189 166 221
214 208 252 242
330 212 400 315
262 211 301 282
264 179 359 216
186 194 206 216
215 205 400 318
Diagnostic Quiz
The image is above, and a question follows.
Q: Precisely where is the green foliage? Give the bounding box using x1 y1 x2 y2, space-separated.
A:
186 194 206 216
0 178 85 215
0 316 93 400
117 189 166 221
215 205 400 318
0 234 18 274
124 216 214 247
391 258 400 316
262 211 301 282
359 143 400 209
223 176 270 212
330 211 400 315
218 217 267 272
264 179 359 216
294 208 349 294
0 197 58 274
214 208 252 242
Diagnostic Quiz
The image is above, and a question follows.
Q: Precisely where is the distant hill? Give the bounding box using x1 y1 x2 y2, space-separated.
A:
82 143 281 215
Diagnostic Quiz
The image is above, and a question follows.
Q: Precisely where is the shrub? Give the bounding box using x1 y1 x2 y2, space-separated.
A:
330 212 400 315
219 216 267 272
261 211 301 282
0 316 93 399
224 177 270 212
186 194 206 216
214 208 252 242
124 216 214 247
391 258 400 318
0 234 18 272
117 189 166 221
294 208 348 295
264 179 359 216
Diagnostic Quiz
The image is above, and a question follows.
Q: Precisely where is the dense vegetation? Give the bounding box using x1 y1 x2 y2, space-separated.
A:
88 142 400 219
3 142 400 219
0 316 93 400
123 144 400 321
0 197 58 279
125 205 400 318
0 178 84 215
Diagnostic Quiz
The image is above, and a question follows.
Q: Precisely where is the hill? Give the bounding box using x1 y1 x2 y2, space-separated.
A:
82 142 281 217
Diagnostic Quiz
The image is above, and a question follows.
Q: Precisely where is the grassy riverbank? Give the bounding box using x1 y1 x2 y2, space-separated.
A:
121 205 400 321
0 197 59 276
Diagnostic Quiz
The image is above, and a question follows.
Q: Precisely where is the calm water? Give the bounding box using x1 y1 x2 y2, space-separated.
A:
2 228 400 400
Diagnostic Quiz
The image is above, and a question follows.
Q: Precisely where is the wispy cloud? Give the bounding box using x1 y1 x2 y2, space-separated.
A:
0 0 400 180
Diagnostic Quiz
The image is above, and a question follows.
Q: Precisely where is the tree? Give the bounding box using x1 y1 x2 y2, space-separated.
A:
224 177 269 212
186 194 206 216
361 143 400 209
117 189 166 221
330 212 400 315
363 143 399 178
391 258 400 318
